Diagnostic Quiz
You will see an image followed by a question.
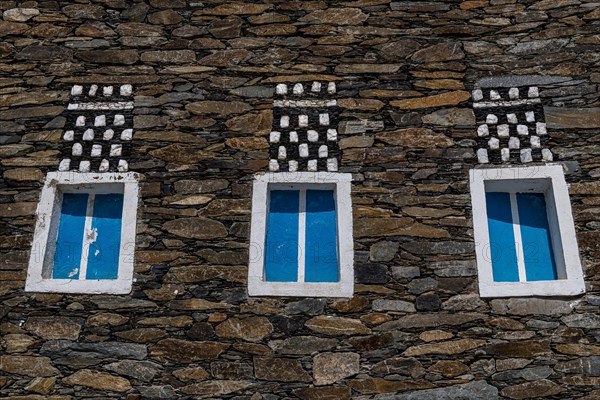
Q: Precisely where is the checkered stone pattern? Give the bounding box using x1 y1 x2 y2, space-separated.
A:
472 86 553 165
58 84 134 173
269 81 339 172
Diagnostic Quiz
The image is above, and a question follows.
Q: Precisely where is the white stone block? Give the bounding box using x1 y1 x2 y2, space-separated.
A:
486 114 498 124
293 83 304 95
490 90 501 100
83 129 94 141
327 129 337 141
76 116 86 126
120 129 133 141
114 114 125 126
89 85 98 96
276 84 288 95
327 158 338 171
319 145 328 158
508 87 519 99
520 148 532 163
497 125 509 137
299 143 309 158
319 113 330 126
488 137 500 150
307 130 319 142
311 82 322 92
298 115 308 127
530 135 540 148
307 159 318 171
99 159 110 172
327 82 336 94
94 115 106 127
526 111 536 122
71 85 83 96
58 159 70 171
280 115 290 128
110 144 122 157
117 159 128 172
288 160 298 172
289 131 298 143
536 122 547 135
507 113 518 124
79 160 91 172
501 148 510 162
278 146 287 160
270 131 281 143
517 124 529 135
542 148 553 161
104 129 114 140
120 84 133 96
508 137 520 149
472 89 483 101
477 124 489 137
528 86 539 98
63 130 74 141
91 144 102 157
477 148 489 164
103 86 113 96
269 159 279 171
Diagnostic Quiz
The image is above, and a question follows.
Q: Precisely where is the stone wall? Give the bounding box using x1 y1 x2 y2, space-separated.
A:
1 0 600 399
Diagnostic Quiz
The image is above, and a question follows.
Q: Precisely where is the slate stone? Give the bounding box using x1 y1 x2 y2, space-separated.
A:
416 293 441 311
379 380 498 400
15 46 73 60
285 299 326 315
476 75 572 88
254 357 311 382
355 263 388 284
41 340 148 360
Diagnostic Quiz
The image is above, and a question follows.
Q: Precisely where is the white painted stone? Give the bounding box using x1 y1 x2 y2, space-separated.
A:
477 124 489 137
476 148 489 164
76 116 86 126
120 129 133 141
288 160 298 172
508 87 519 99
508 137 520 149
99 159 110 172
114 114 125 126
270 131 281 143
472 89 483 101
507 113 518 124
71 85 83 96
327 129 337 141
490 90 501 100
293 83 304 95
327 158 338 172
69 102 134 110
110 144 122 157
526 111 536 122
269 159 279 171
542 148 553 161
94 115 106 127
319 145 328 158
63 130 74 141
299 143 309 158
289 131 298 143
298 115 309 127
501 148 510 162
72 143 82 157
319 113 330 126
327 82 336 94
278 146 287 160
280 115 290 128
307 130 319 142
103 86 113 96
530 135 541 148
276 84 288 95
536 122 547 135
79 160 91 172
58 159 70 171
486 114 498 124
273 99 337 108
307 159 318 172
528 86 539 98
473 98 541 108
488 137 500 150
89 85 98 96
91 144 103 157
104 129 115 140
83 129 94 141
520 148 532 163
311 81 322 92
497 124 510 137
517 125 529 135
117 159 129 172
120 84 133 96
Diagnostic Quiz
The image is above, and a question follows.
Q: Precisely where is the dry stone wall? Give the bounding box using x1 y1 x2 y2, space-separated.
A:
1 0 600 399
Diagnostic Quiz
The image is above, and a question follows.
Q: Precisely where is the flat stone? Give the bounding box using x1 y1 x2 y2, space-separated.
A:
500 379 563 399
25 377 56 395
114 328 166 343
338 98 385 111
349 378 433 394
209 17 243 38
173 367 209 382
305 316 371 335
76 49 138 64
382 380 498 400
186 101 252 115
508 39 569 55
103 360 162 382
555 357 600 376
422 108 475 126
491 298 573 316
348 332 394 351
197 3 272 15
254 357 311 382
211 361 253 380
247 24 297 36
63 4 105 19
0 356 59 377
285 299 326 315
140 50 196 63
301 8 368 25
149 339 230 362
483 340 551 357
429 360 469 377
62 369 131 392
313 352 360 385
401 241 474 255
0 21 29 37
355 218 449 238
230 86 275 98
3 8 40 22
293 386 351 400
369 241 399 262
199 49 251 67
372 299 416 313
545 107 600 129
86 313 129 327
163 217 228 239
391 91 471 109
181 380 253 395
24 317 81 340
336 64 400 74
416 293 441 311
372 357 424 378
376 312 484 330
148 10 183 25
331 296 370 313
164 266 246 284
391 2 451 11
493 366 553 381
377 128 454 148
2 334 36 353
562 313 600 329
215 317 273 341
138 386 176 398
41 340 148 360
404 339 486 356
476 75 571 88
411 42 464 62
270 336 338 355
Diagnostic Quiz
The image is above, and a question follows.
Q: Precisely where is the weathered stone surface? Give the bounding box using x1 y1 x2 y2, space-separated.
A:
62 369 131 392
349 378 433 394
500 379 564 399
313 352 359 385
0 21 29 37
484 341 551 358
254 357 311 382
391 91 471 109
562 314 600 329
186 101 252 115
150 339 229 362
215 317 273 341
141 50 196 63
306 316 371 335
301 8 369 25
372 356 425 378
181 380 253 395
3 8 40 22
545 107 600 129
491 298 573 316
16 46 73 60
24 317 81 340
270 336 338 355
0 356 59 377
372 299 416 313
41 340 148 360
386 380 498 400
377 128 454 148
294 386 351 400
377 313 484 330
211 361 253 380
411 42 464 62
355 218 449 238
429 360 469 377
103 360 161 382
163 218 228 239
422 108 475 126
404 339 486 356
173 367 209 382
2 334 36 353
76 49 138 64
25 377 56 395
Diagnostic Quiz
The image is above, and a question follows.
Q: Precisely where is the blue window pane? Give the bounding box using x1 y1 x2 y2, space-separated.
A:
305 190 339 282
486 192 519 282
265 190 299 282
87 194 124 280
517 193 558 281
53 193 88 279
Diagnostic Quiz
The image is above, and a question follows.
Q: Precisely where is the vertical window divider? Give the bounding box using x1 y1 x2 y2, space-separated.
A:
509 191 527 282
78 193 96 280
297 188 306 283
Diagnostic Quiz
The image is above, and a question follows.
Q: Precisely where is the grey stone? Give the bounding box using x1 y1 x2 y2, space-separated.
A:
355 263 388 284
378 380 498 400
372 299 416 313
401 241 474 255
562 313 600 329
407 277 438 294
560 161 581 176
476 75 571 88
555 356 600 376
370 241 400 262
391 2 451 11
285 299 326 315
492 366 553 381
138 386 176 398
390 111 422 127
508 39 569 55
230 86 275 98
432 260 477 277
491 298 573 316
416 293 441 311
40 340 148 360
586 295 600 306
269 336 338 355
339 119 385 134
15 45 73 60
526 319 559 329
103 360 162 382
211 361 254 380
371 356 425 378
422 108 475 127
391 266 421 279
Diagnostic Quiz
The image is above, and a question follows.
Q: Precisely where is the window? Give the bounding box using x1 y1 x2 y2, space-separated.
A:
248 172 353 297
25 172 139 294
470 165 585 297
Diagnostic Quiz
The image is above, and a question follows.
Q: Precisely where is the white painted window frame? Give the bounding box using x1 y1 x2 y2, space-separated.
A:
470 165 585 297
248 172 354 297
25 171 140 294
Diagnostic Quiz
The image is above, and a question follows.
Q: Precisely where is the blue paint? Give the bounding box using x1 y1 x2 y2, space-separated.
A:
305 190 339 282
53 193 88 279
486 192 519 282
517 193 557 281
87 194 124 280
265 190 299 282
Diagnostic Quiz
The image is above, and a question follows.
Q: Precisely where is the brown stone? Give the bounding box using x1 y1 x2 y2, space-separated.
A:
197 3 272 15
169 298 230 311
199 49 250 67
75 22 115 37
25 377 56 395
150 339 230 363
76 50 139 65
0 356 59 377
165 266 247 284
63 4 105 19
248 24 297 36
545 107 600 129
186 101 252 116
2 334 36 353
173 367 209 382
305 316 371 335
336 64 400 74
163 217 228 239
24 317 81 340
225 111 272 134
337 98 384 111
343 147 405 164
484 340 551 358
301 8 368 25
254 357 311 382
115 328 166 343
294 386 351 400
181 380 254 395
501 379 564 399
347 333 394 351
0 92 68 108
215 317 273 342
331 296 370 313
354 218 449 239
117 22 163 37
313 352 360 385
148 10 183 25
422 108 476 126
86 313 129 327
141 50 196 63
226 137 269 150
377 312 485 330
138 316 193 328
411 42 464 62
391 91 471 109
428 360 469 377
209 17 243 39
63 369 131 392
3 168 44 182
377 128 453 148
348 378 433 394
0 21 29 37
371 356 425 378
404 339 486 356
